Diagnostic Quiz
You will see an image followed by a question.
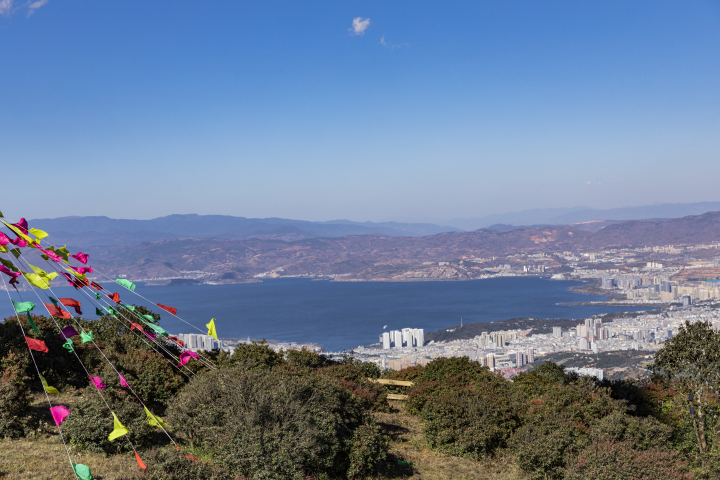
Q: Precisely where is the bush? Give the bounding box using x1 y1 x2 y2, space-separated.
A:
565 440 692 480
62 387 156 453
228 342 284 370
0 350 34 437
589 410 673 450
423 385 518 459
141 447 234 480
167 366 388 479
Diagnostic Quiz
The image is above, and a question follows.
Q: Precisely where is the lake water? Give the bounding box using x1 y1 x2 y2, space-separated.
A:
1 277 654 351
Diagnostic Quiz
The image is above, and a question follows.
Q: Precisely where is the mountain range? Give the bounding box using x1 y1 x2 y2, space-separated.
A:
74 211 720 282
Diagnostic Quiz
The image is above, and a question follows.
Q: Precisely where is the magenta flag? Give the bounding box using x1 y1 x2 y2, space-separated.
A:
119 374 129 388
0 266 21 278
178 350 199 366
50 405 71 426
91 376 107 389
0 232 9 246
71 252 90 264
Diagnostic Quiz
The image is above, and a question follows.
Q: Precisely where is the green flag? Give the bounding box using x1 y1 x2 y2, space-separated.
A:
80 331 94 344
140 314 156 324
62 338 74 353
12 300 35 313
48 297 59 307
146 323 168 337
115 279 136 291
95 292 101 300
9 248 21 259
0 258 17 271
72 463 93 480
95 307 104 316
27 313 39 335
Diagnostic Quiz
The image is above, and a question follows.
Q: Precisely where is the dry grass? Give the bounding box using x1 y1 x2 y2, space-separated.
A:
0 392 144 480
0 395 525 479
376 401 527 480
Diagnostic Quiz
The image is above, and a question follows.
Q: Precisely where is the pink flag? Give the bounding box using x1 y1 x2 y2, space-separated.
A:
11 218 29 234
69 265 93 275
143 331 156 341
119 374 129 388
61 272 74 286
50 405 70 426
91 376 106 389
0 232 9 246
38 246 63 263
71 252 89 264
10 236 28 247
178 351 198 366
0 266 21 278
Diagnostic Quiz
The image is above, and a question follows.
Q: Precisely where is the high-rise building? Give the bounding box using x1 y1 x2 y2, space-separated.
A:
516 351 526 367
391 330 403 348
552 327 562 338
526 348 535 363
413 329 424 347
683 295 692 308
579 338 589 350
382 332 391 349
402 328 413 347
486 353 496 370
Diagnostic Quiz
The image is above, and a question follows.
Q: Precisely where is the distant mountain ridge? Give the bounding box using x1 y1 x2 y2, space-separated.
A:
445 201 720 230
30 214 462 247
79 211 720 281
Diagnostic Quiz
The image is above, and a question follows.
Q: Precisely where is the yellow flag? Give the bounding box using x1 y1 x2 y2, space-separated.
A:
39 375 59 394
29 228 49 241
23 272 51 290
108 413 129 441
144 406 168 428
206 318 218 340
2 221 36 245
0 245 6 253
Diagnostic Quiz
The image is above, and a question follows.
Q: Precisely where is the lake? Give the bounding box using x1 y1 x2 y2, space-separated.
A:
1 277 655 351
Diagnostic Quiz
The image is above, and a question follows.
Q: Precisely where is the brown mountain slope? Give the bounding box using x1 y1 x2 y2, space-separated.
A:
78 212 720 280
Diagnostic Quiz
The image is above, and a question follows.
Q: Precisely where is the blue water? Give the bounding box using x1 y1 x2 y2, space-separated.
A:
1 277 654 351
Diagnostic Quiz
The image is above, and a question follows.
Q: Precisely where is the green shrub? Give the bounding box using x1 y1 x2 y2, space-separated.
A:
167 366 388 479
565 440 692 480
0 350 34 437
589 410 673 450
228 342 284 370
62 387 156 453
423 385 518 459
141 447 234 480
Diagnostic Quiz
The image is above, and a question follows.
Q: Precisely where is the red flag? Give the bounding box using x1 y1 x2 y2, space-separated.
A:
130 323 144 332
157 303 177 315
91 281 103 291
58 298 82 315
168 335 185 347
134 450 147 470
25 336 48 353
107 292 120 303
44 304 72 319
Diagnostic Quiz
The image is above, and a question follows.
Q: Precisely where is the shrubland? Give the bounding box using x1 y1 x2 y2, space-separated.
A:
3 309 720 479
0 310 389 479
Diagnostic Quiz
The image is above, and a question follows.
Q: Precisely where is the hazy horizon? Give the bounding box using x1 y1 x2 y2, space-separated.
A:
2 1 719 222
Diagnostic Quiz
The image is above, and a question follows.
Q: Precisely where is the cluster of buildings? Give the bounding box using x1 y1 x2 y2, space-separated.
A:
337 303 720 382
380 328 424 349
174 333 224 352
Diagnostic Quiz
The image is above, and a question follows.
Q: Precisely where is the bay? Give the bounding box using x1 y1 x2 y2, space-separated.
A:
1 277 653 352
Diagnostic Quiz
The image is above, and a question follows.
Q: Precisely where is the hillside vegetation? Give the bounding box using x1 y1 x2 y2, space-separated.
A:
2 310 720 479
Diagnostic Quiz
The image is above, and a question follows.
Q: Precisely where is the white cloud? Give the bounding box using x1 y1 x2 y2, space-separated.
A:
26 0 48 17
379 34 409 50
349 17 370 36
0 0 14 16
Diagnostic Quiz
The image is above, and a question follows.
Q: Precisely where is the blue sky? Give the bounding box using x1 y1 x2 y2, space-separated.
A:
1 1 719 222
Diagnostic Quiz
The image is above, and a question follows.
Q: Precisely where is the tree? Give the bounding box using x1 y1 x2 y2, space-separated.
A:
652 320 720 461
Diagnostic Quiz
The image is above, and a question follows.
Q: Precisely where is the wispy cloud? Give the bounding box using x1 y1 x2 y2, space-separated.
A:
26 0 48 17
349 17 370 36
380 34 409 50
0 0 14 16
